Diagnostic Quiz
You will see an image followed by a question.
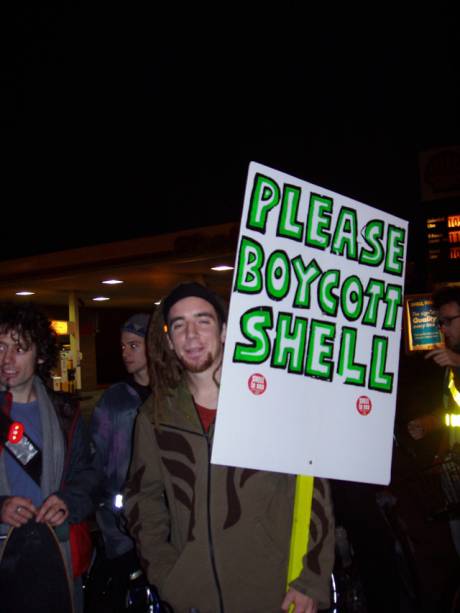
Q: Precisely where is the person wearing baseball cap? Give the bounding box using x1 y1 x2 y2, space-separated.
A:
124 283 334 612
88 313 151 612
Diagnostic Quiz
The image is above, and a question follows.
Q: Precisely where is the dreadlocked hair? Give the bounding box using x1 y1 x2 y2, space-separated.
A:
147 305 184 425
148 289 228 425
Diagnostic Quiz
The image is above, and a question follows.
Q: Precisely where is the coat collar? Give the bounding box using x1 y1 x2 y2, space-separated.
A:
143 380 204 434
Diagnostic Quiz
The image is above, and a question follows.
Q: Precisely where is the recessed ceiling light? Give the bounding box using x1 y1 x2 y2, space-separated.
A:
92 296 110 302
16 291 35 296
211 265 234 271
101 279 124 285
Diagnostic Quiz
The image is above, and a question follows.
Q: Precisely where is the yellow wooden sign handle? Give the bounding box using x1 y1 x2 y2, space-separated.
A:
287 475 314 587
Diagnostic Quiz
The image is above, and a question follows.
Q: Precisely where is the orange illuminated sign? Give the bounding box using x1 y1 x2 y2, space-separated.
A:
51 320 68 335
448 215 460 228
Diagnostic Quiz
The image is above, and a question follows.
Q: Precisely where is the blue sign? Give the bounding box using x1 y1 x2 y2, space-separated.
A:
406 296 442 351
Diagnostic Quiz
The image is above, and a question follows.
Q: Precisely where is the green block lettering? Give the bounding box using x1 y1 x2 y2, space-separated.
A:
337 327 366 385
305 194 333 250
359 219 384 267
362 279 385 326
331 206 358 260
233 307 273 364
318 269 340 316
266 250 290 301
369 336 393 393
292 257 322 308
247 174 281 233
383 284 403 330
234 236 265 294
384 225 406 276
277 184 304 241
340 275 364 321
272 312 308 373
305 320 336 381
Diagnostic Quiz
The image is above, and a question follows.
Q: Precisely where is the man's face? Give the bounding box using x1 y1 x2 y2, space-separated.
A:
167 296 226 374
121 331 148 377
438 301 460 353
0 330 38 394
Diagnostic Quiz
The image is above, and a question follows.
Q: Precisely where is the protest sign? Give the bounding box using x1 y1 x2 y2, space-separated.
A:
212 162 409 484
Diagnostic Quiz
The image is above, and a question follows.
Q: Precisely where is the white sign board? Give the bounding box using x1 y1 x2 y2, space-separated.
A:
212 162 408 485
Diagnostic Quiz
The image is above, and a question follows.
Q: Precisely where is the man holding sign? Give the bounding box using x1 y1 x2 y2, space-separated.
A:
124 282 334 613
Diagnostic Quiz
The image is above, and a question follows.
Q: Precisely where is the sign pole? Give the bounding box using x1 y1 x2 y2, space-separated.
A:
287 475 314 591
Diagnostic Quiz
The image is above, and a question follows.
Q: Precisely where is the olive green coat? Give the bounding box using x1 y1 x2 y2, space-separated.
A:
124 383 334 613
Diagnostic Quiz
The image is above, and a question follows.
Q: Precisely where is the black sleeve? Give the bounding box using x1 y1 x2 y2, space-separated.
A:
56 414 99 524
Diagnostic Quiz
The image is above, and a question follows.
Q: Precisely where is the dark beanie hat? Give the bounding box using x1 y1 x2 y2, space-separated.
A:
121 313 150 337
162 282 227 324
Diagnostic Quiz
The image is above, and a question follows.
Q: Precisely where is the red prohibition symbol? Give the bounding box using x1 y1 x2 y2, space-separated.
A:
248 373 267 396
356 396 372 416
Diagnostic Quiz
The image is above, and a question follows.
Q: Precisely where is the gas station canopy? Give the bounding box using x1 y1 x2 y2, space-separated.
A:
0 223 239 309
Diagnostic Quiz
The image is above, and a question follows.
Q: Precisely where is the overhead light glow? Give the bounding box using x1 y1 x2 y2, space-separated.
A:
16 291 35 296
101 279 124 285
93 296 110 302
211 265 234 271
154 300 161 305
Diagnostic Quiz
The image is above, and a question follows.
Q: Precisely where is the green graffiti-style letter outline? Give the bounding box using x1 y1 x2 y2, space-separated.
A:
277 183 304 242
292 257 322 309
362 279 385 326
233 307 273 364
305 193 333 250
368 335 393 393
265 250 291 302
305 320 336 381
383 284 403 331
247 173 281 234
234 236 265 295
318 269 340 317
271 312 308 374
384 225 406 276
359 219 385 267
337 327 366 386
340 275 364 321
331 206 358 260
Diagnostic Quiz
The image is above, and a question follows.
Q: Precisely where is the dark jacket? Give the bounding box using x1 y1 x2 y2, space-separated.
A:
50 388 97 523
0 378 96 540
90 379 149 558
124 383 335 613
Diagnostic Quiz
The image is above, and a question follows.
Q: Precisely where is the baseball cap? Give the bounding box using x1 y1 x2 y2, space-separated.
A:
162 282 227 324
121 313 150 338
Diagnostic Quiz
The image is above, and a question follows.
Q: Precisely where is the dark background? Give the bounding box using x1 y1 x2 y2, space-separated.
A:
1 5 459 263
2 9 459 605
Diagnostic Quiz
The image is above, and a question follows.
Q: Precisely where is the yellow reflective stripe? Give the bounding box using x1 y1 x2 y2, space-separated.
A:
448 369 460 408
287 475 314 590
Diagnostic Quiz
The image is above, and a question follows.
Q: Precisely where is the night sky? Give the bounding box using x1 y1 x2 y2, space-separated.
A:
1 6 459 263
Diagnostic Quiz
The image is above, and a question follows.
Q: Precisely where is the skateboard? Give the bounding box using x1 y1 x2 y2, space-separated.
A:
0 520 73 613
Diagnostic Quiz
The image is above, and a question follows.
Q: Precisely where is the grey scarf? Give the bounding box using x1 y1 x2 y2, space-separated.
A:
0 377 65 513
0 378 72 586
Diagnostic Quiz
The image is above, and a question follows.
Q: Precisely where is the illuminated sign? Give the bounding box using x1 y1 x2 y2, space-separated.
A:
448 215 460 251
51 320 68 335
404 295 442 352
